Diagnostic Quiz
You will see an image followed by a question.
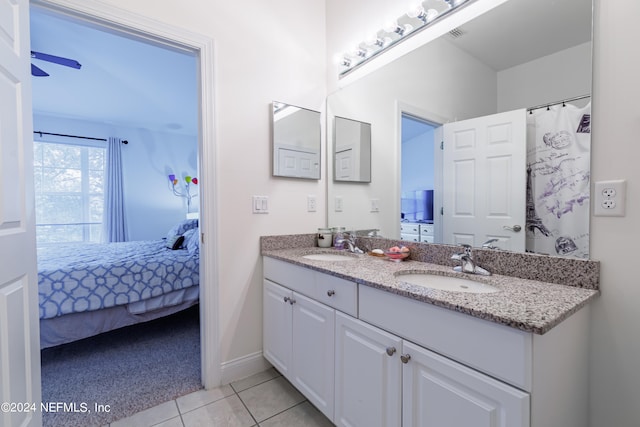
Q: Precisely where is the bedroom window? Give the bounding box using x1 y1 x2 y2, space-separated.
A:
34 140 106 244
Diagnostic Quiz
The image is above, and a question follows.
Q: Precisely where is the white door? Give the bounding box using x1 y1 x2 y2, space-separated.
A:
442 110 526 251
402 341 529 427
262 280 292 377
335 148 354 180
0 1 42 426
291 292 335 420
334 313 402 427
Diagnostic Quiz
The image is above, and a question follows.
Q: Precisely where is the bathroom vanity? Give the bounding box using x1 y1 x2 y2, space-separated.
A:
261 239 598 427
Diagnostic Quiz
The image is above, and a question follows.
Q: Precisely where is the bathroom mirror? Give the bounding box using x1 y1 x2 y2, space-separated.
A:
326 0 593 256
334 116 372 182
272 101 321 179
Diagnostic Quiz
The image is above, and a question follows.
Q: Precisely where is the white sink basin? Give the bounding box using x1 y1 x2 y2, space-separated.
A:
302 253 356 261
396 272 499 294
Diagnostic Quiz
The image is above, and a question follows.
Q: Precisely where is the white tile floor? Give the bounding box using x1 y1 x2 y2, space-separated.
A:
106 368 335 427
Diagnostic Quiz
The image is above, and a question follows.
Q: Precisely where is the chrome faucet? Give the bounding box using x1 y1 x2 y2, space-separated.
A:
482 238 499 249
451 244 491 275
336 231 364 254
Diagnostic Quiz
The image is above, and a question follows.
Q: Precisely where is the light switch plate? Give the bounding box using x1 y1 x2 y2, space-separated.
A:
252 196 269 214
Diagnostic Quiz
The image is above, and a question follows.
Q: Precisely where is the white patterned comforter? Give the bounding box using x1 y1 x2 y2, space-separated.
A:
37 240 199 320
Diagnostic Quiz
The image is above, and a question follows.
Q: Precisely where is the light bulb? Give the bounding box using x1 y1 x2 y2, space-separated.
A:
383 20 400 34
352 47 368 58
425 8 438 22
407 5 426 20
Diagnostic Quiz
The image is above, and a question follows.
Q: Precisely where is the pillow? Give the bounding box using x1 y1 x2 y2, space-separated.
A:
166 218 198 240
165 234 185 250
183 228 200 256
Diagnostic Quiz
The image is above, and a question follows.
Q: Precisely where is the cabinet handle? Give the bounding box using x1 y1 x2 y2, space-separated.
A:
283 296 290 303
400 354 411 364
289 298 296 305
386 347 396 356
327 290 335 297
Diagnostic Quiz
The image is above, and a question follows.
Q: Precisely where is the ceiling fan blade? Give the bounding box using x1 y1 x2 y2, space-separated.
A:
31 63 49 77
31 51 81 70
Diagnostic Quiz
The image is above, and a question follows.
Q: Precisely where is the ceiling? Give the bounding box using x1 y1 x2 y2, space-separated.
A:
29 7 199 136
446 0 592 71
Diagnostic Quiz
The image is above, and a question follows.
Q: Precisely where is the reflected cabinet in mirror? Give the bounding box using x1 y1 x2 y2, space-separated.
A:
272 101 321 179
334 116 372 182
327 0 592 258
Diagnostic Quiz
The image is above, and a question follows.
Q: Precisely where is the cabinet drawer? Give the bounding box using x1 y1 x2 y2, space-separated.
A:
359 285 532 391
263 257 315 298
400 223 420 234
315 274 358 317
420 224 434 236
401 233 420 242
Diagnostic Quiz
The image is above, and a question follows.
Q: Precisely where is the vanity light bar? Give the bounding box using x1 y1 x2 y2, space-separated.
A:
338 0 472 76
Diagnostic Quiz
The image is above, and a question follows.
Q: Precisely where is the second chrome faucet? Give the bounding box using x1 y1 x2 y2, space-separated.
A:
451 244 491 276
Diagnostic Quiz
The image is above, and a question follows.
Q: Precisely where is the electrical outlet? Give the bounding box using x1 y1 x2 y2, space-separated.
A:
307 195 317 212
335 196 343 212
594 180 626 217
370 198 380 212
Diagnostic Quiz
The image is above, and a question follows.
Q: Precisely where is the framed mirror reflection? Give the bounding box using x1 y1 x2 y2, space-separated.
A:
334 116 372 183
272 101 321 179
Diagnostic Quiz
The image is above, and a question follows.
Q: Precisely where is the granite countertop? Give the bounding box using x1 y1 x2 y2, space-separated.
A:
262 247 599 335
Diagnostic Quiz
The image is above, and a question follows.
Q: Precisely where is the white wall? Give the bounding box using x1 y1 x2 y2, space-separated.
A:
33 113 197 241
94 0 327 365
589 0 640 425
497 42 592 112
401 128 435 193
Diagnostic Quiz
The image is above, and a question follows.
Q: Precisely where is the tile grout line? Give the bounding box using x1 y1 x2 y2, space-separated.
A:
254 400 310 426
232 384 260 426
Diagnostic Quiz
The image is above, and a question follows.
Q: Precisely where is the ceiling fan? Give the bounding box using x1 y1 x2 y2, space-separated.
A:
31 51 82 77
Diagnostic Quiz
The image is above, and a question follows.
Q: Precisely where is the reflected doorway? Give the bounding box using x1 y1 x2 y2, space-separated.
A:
400 113 441 243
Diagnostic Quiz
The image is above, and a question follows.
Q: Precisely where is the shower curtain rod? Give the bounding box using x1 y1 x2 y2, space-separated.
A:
527 94 591 112
33 131 128 144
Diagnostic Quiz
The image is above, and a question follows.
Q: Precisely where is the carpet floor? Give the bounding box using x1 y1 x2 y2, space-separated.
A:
40 305 202 427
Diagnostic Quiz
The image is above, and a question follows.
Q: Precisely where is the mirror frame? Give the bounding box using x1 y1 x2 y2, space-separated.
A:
325 0 593 257
271 101 321 180
333 115 372 183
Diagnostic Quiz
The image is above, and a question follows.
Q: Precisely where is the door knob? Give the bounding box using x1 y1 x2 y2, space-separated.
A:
503 225 522 232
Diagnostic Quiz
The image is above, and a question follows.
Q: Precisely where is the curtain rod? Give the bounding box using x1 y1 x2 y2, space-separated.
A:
33 131 128 144
527 94 591 112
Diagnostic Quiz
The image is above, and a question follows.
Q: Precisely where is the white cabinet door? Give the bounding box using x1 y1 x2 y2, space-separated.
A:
0 1 42 426
442 109 526 251
335 313 402 427
402 341 529 427
263 280 293 377
291 292 335 420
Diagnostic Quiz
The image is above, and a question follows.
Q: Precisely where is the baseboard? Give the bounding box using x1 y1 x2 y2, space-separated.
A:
220 351 272 385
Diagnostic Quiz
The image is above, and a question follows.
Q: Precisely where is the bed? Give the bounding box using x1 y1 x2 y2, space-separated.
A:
38 219 200 348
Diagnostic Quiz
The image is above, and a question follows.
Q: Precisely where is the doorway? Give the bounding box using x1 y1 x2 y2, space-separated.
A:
30 0 219 393
400 112 441 243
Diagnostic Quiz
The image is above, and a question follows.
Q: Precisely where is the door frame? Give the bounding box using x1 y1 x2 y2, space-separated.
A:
31 0 221 388
396 101 447 242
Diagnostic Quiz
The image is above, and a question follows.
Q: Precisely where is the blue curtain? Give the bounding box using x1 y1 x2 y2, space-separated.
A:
105 137 127 242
